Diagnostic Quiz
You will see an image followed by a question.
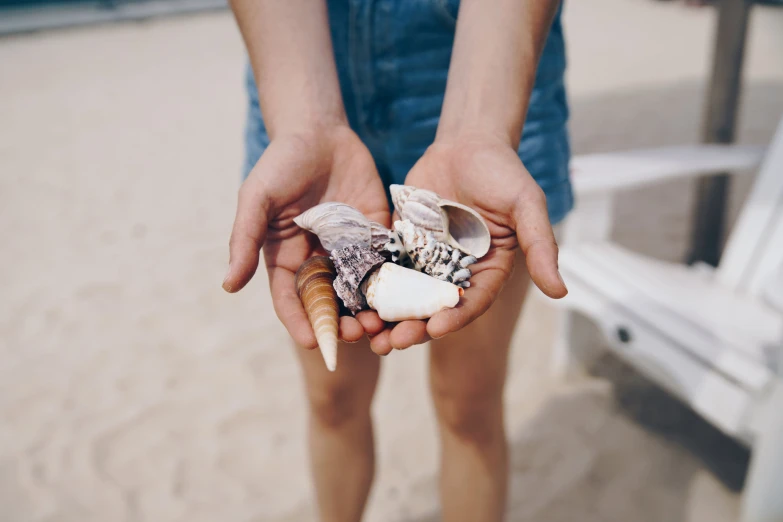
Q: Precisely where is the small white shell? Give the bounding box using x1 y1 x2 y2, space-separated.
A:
360 262 462 322
293 203 372 253
390 185 491 258
369 221 405 262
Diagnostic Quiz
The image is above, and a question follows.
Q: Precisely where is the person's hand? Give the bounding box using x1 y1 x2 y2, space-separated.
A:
223 125 389 349
364 133 568 355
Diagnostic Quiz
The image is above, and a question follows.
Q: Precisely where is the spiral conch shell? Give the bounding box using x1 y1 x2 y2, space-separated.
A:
390 185 491 258
293 203 372 253
361 262 463 322
294 256 339 372
389 185 447 238
293 203 403 261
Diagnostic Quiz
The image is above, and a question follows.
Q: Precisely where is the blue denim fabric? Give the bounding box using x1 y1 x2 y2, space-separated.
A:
243 0 573 225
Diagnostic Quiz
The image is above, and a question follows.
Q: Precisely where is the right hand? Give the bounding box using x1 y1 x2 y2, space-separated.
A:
223 125 390 349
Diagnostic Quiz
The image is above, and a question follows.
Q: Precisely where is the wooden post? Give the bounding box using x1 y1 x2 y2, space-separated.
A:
686 0 752 266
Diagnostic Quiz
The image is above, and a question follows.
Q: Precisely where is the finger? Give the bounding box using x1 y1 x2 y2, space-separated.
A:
426 265 506 339
369 329 394 356
267 266 318 349
356 310 386 336
223 178 271 293
513 187 567 299
339 316 364 343
525 240 566 298
389 320 430 350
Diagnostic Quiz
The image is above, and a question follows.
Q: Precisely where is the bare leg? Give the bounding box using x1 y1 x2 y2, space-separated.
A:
295 337 380 522
429 251 531 522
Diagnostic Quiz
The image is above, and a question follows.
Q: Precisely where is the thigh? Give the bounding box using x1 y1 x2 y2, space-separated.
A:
296 337 381 420
429 249 530 399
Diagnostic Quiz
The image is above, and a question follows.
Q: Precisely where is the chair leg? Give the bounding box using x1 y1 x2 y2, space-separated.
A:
740 380 783 522
551 310 605 380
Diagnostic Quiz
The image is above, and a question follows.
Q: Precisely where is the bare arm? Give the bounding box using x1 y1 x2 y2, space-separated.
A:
378 0 565 351
437 0 560 147
228 0 348 137
223 1 390 348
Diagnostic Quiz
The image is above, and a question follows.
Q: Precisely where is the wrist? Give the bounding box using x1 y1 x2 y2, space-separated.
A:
265 104 349 140
432 126 520 152
436 79 532 148
435 84 530 148
268 122 362 172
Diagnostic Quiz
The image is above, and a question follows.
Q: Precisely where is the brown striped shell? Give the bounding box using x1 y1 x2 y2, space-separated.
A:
294 256 339 371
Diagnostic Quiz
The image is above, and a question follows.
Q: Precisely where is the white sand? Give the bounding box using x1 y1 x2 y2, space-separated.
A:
1 1 782 520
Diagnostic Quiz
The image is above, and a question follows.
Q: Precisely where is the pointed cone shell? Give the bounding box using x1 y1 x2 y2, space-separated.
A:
293 202 372 253
360 262 463 322
295 256 339 371
390 185 490 258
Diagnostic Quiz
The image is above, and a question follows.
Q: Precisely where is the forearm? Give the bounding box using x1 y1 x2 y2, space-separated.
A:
437 0 560 147
228 0 346 138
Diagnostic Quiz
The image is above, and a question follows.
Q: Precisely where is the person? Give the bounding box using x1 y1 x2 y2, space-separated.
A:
222 1 572 520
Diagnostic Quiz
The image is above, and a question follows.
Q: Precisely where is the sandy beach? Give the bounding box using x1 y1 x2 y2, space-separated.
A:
1 1 782 520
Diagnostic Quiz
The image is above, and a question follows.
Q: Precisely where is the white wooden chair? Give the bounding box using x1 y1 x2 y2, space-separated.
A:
549 115 783 522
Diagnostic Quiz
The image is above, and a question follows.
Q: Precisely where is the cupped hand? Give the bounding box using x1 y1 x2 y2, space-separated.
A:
365 133 568 355
223 125 390 349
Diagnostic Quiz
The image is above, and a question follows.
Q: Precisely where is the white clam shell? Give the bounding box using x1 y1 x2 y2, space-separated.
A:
293 202 372 253
360 262 462 322
390 185 490 258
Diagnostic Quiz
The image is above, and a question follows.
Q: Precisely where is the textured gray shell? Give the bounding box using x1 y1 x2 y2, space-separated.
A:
330 244 386 314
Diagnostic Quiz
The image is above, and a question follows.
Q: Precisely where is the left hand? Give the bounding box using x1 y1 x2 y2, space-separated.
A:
361 133 568 355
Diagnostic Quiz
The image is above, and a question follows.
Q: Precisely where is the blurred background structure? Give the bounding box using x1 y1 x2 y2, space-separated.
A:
0 0 225 35
1 0 782 521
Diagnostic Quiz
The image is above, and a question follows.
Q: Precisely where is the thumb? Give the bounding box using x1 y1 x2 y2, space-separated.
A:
223 179 271 293
513 187 567 299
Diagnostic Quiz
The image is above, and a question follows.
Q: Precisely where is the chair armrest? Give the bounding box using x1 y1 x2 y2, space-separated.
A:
559 144 764 245
571 144 765 197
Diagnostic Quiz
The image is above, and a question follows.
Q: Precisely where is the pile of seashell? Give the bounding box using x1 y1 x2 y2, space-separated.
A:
293 185 491 371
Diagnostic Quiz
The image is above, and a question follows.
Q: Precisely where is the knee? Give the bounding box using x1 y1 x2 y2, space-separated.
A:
307 382 371 430
432 386 504 446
